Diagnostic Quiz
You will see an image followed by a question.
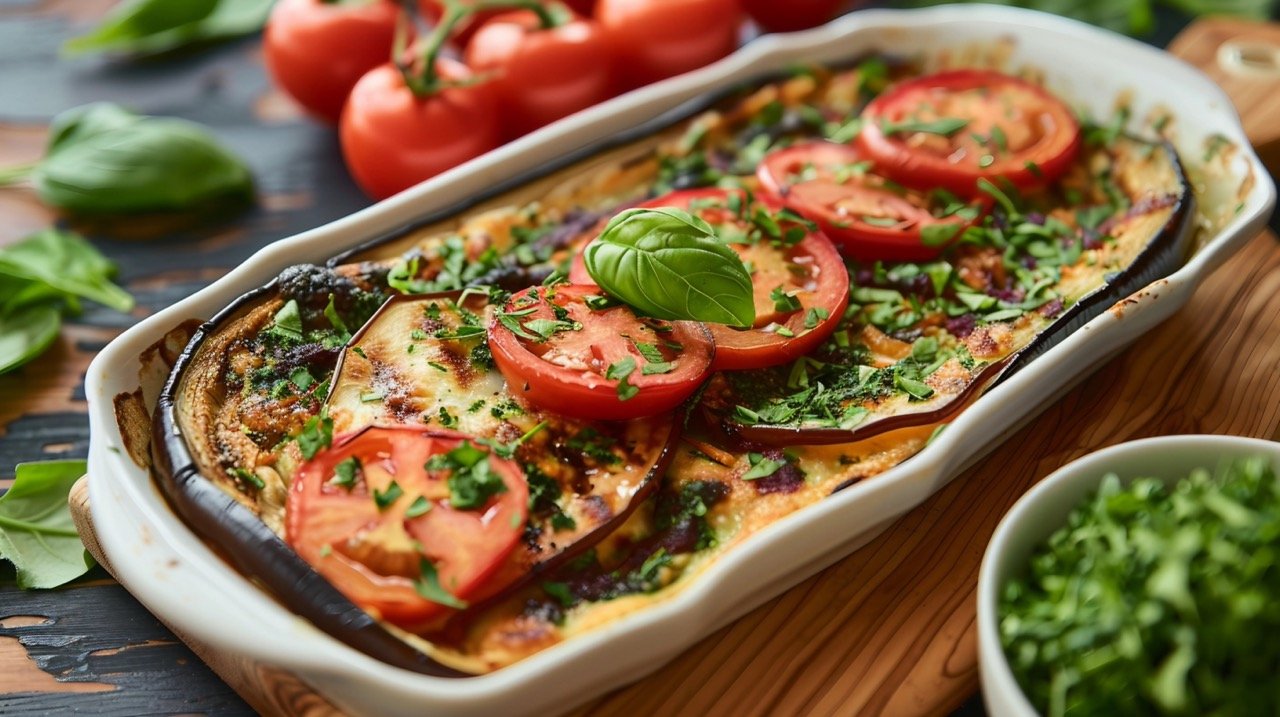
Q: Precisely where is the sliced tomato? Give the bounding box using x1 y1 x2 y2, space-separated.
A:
758 141 988 261
573 189 848 370
286 426 527 631
488 284 713 420
856 70 1081 196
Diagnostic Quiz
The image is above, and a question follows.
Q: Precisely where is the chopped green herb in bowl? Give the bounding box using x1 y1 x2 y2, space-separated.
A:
990 450 1280 716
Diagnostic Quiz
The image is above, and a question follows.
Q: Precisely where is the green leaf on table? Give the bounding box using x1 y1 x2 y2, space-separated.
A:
0 229 133 374
45 103 141 156
32 105 254 214
583 207 755 328
64 0 273 57
0 306 61 375
0 229 134 313
0 461 94 589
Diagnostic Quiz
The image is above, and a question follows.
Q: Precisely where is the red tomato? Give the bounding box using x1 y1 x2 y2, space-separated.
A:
595 0 744 89
741 0 845 32
856 70 1081 196
464 7 614 138
488 284 714 420
572 189 850 370
339 59 501 200
418 0 504 47
758 141 988 262
286 426 528 630
264 0 404 124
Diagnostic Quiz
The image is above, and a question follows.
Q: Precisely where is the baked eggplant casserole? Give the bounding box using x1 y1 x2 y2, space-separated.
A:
155 57 1194 675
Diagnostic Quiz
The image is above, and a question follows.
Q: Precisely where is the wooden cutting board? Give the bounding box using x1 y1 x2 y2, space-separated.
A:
68 17 1280 717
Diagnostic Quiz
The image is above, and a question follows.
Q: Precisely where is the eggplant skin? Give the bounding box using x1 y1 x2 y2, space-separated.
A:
995 138 1195 384
151 287 465 677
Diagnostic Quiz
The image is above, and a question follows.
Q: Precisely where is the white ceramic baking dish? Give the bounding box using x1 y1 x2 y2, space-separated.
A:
84 5 1275 715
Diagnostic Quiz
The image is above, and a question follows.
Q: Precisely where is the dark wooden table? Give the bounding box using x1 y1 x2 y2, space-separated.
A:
1 2 1275 715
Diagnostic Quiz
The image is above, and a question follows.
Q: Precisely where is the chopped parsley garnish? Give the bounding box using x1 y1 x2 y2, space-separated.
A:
372 480 403 511
771 286 803 313
330 456 361 490
542 581 576 608
289 367 315 391
741 452 785 481
565 427 621 465
296 409 333 459
414 558 467 609
605 356 640 401
404 496 432 518
1000 458 1280 716
427 441 507 510
263 299 305 345
434 325 486 341
521 317 580 342
323 293 351 342
879 117 969 137
229 467 264 490
803 306 829 329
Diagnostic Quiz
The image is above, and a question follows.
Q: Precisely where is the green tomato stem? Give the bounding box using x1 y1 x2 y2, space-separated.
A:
408 0 564 97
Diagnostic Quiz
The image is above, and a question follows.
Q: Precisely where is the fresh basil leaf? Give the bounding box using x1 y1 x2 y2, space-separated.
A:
45 103 141 156
584 207 755 328
0 230 134 313
0 461 94 589
64 0 271 56
0 305 61 375
32 112 253 214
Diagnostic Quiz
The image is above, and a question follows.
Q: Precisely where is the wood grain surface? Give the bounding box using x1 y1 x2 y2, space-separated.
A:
1 6 1278 717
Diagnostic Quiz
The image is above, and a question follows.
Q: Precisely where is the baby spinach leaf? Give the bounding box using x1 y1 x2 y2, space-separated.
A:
0 306 61 375
584 207 755 328
0 461 94 589
64 0 272 56
32 109 254 214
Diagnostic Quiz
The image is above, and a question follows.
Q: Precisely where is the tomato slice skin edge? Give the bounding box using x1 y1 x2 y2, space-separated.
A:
756 141 990 262
488 284 715 421
286 426 528 631
855 70 1082 197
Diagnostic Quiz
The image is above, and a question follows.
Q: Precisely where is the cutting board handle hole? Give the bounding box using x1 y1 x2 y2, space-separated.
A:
1218 40 1280 77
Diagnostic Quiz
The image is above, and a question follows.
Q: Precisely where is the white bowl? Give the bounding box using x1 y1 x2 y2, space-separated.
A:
84 6 1275 716
977 434 1280 716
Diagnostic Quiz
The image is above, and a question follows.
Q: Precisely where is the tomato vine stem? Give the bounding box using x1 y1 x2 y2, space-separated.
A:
399 0 564 97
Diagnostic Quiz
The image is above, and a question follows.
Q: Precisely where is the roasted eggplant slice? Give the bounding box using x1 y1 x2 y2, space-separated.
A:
714 134 1194 445
325 293 678 601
